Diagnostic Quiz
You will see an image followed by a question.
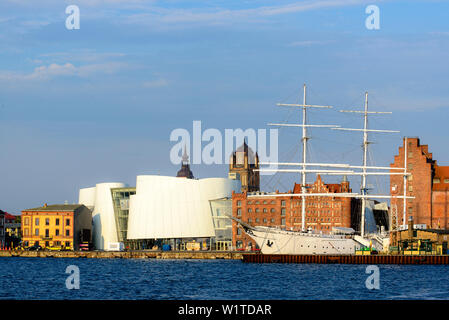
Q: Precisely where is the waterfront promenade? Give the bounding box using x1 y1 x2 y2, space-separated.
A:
0 250 247 260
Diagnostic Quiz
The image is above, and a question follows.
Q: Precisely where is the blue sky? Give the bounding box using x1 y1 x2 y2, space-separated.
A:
0 0 448 213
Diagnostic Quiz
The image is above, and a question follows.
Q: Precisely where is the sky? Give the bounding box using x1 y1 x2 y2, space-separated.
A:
0 0 448 214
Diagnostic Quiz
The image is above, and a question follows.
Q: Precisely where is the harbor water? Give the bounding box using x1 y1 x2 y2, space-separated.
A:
1 257 448 300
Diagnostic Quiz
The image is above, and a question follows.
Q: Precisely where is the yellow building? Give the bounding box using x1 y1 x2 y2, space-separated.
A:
21 204 92 250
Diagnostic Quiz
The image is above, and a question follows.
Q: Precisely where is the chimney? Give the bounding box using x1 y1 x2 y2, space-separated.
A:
408 216 414 239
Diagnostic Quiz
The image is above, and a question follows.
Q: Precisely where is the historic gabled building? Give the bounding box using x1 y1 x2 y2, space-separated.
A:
229 141 260 192
390 137 449 229
232 175 353 250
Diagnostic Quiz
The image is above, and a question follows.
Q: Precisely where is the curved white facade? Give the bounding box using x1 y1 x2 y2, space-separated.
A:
78 187 96 210
78 182 125 250
127 176 240 240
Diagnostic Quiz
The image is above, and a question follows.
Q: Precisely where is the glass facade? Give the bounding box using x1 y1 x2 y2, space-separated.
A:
209 198 233 250
111 187 136 244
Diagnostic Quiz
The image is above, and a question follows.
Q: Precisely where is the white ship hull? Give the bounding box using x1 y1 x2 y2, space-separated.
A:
245 226 362 255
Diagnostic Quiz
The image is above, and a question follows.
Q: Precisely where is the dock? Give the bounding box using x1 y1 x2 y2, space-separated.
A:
0 250 246 260
3 250 449 264
242 254 449 264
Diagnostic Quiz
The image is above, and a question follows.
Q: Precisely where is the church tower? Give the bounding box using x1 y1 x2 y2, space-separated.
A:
229 141 260 192
177 147 194 179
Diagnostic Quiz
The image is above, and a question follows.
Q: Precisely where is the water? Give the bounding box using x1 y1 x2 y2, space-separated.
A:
1 257 449 300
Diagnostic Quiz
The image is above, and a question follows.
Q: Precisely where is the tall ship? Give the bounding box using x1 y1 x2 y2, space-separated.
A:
232 84 413 255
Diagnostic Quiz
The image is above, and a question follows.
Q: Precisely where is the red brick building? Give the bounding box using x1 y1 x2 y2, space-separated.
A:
390 137 449 229
232 175 353 250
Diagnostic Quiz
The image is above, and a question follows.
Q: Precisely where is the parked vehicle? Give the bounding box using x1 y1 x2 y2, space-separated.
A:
27 244 42 251
46 245 63 251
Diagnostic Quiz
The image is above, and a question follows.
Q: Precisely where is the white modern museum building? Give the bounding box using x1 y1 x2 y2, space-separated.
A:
78 156 240 251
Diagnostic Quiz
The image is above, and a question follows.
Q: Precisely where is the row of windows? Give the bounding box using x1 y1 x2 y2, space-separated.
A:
294 217 341 222
244 218 286 225
23 241 72 248
307 217 341 222
23 217 71 227
237 200 286 206
23 228 71 237
293 202 342 208
237 200 342 208
307 225 337 230
433 178 449 184
294 210 339 215
236 208 286 215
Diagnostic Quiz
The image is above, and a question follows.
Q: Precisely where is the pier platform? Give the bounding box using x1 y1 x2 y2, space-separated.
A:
0 250 246 260
242 254 449 264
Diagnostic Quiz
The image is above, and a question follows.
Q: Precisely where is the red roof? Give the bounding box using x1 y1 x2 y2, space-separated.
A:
4 212 16 221
0 210 17 222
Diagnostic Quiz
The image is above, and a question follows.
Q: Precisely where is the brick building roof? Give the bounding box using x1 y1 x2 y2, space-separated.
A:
293 175 349 194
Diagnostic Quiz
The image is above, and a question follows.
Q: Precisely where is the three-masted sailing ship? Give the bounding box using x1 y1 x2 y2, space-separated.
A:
233 84 413 255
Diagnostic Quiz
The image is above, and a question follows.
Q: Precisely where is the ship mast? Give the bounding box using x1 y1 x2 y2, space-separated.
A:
269 84 339 232
402 137 408 228
333 92 399 237
301 84 307 233
258 87 414 237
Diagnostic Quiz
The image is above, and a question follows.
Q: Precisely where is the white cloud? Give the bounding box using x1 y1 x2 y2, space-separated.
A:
142 79 168 88
2 0 379 31
288 40 335 47
121 0 377 26
39 51 126 63
0 62 129 81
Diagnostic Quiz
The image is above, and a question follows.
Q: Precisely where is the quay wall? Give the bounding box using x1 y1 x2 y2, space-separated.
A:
243 254 449 264
4 251 448 264
0 250 246 260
